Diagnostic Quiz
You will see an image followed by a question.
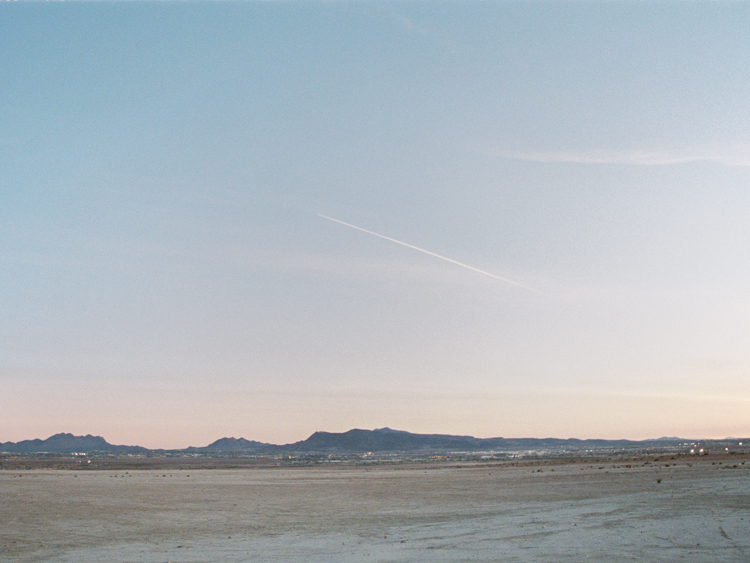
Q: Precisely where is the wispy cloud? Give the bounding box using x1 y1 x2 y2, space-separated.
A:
483 145 750 167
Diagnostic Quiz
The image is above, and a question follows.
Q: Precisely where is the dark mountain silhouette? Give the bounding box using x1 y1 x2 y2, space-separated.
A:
0 433 147 454
278 427 659 453
1 428 687 455
194 437 269 452
283 427 503 452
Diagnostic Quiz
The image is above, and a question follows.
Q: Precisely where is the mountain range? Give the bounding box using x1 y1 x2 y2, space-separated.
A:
0 428 690 455
0 433 148 454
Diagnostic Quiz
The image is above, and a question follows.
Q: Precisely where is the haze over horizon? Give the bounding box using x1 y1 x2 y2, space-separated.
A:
2 1 749 450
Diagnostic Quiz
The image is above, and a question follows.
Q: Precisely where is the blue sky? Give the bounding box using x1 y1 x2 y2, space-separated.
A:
2 1 749 448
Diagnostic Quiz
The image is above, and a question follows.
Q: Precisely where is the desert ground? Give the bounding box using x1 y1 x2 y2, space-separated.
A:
2 456 749 562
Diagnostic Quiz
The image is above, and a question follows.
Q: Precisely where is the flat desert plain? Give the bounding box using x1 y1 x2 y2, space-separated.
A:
2 457 749 562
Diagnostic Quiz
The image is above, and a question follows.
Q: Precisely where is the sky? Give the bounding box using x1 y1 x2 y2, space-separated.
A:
2 1 749 449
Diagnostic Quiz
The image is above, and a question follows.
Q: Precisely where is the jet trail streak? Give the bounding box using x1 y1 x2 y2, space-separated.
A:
319 214 546 296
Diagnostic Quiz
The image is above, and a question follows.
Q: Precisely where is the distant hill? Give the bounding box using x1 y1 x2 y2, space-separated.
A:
0 433 147 454
283 427 504 452
279 428 654 453
188 437 270 452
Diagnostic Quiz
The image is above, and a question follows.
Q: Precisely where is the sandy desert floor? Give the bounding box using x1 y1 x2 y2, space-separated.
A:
2 457 749 562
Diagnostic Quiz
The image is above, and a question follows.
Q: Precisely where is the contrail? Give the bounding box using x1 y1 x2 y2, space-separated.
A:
319 214 547 296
